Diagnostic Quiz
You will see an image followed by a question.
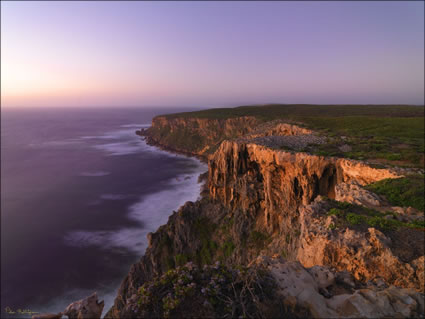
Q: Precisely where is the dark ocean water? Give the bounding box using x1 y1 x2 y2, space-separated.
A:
0 107 207 317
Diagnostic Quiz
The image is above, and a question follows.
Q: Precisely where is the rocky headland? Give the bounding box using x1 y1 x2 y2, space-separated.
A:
37 109 424 319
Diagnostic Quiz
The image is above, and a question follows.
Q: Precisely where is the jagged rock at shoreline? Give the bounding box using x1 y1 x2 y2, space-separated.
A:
33 293 104 319
259 256 424 318
48 114 423 318
62 292 104 319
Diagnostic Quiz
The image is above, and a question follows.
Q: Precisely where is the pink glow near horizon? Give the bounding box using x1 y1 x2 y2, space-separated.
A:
1 1 424 108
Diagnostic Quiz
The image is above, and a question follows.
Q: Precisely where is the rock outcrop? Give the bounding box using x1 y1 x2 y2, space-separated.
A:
145 116 326 156
63 292 104 319
335 181 384 207
259 256 424 318
297 197 424 292
108 254 425 319
208 141 401 232
105 117 424 318
243 120 314 138
145 116 260 156
33 293 104 319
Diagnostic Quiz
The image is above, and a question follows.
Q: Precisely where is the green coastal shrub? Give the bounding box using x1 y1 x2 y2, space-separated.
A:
136 262 279 318
194 218 218 265
346 213 366 225
327 208 344 217
222 241 236 257
366 175 424 211
324 199 424 231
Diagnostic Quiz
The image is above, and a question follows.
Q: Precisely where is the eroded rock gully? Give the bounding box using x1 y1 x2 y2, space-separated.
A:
206 140 424 291
208 140 401 232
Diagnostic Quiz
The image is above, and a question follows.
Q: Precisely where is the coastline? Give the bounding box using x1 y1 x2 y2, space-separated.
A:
2 117 208 319
30 110 424 319
44 138 207 319
138 130 209 163
104 114 424 318
102 136 208 317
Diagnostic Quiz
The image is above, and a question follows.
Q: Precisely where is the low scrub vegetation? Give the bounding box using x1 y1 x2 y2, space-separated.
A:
366 174 425 211
161 104 424 121
194 218 219 265
307 117 424 167
135 262 280 318
326 202 425 231
153 104 424 167
249 230 272 250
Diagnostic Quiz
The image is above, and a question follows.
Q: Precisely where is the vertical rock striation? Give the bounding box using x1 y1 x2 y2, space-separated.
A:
208 141 401 233
104 118 424 318
146 116 260 156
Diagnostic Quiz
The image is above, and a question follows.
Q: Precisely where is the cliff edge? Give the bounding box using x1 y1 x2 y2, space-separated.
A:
105 111 424 318
36 106 424 319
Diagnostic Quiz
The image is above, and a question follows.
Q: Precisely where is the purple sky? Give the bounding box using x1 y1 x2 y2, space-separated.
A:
1 1 424 108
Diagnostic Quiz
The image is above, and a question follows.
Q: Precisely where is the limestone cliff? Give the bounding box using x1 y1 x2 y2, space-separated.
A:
297 197 424 292
259 256 424 318
104 118 424 318
207 140 423 291
208 141 401 229
144 116 260 156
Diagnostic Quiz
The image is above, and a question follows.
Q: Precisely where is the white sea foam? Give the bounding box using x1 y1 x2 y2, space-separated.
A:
100 194 130 200
66 122 207 253
28 139 83 148
120 123 151 128
80 135 118 140
89 129 182 158
87 200 103 206
80 131 132 140
79 124 149 141
93 141 145 156
127 173 203 227
80 125 151 156
65 159 206 255
78 123 194 160
79 171 110 177
64 228 145 254
62 158 206 317
61 123 207 317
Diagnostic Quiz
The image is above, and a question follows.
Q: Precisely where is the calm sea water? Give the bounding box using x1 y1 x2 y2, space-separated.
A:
1 107 207 317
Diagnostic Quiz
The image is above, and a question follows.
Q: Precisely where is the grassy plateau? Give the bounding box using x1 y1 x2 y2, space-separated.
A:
159 104 424 168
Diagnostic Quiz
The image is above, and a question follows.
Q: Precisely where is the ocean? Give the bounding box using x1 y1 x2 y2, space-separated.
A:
0 107 207 317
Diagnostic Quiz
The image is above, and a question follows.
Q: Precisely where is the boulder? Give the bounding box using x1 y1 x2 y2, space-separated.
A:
63 292 104 319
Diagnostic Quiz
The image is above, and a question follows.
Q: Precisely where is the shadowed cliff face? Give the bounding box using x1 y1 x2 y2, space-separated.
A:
146 116 321 157
146 116 260 156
